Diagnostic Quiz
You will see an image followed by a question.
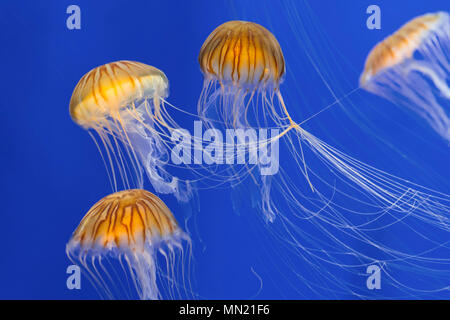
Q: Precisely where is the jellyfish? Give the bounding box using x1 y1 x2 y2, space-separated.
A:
198 21 289 134
69 61 192 201
66 189 191 300
197 20 450 298
360 12 450 141
198 21 294 222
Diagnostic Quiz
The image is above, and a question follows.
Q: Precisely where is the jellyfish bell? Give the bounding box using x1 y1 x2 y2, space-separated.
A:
69 61 169 128
70 61 192 200
198 21 292 129
66 189 192 300
360 12 450 141
199 20 285 90
67 189 179 251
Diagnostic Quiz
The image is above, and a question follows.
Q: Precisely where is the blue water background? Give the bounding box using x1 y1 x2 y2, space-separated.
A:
0 0 448 299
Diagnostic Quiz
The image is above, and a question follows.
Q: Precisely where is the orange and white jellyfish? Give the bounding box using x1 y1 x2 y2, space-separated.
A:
69 61 192 201
198 21 286 129
361 12 450 141
197 20 450 297
66 189 191 300
198 21 294 222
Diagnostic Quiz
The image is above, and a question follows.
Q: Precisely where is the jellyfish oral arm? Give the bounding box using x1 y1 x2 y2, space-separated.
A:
408 62 450 99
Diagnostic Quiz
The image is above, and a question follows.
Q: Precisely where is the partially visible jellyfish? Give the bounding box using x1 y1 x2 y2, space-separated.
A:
361 12 450 141
197 20 450 298
69 61 192 201
66 189 192 300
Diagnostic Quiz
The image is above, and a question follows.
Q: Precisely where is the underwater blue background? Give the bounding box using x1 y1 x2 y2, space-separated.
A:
0 0 449 299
